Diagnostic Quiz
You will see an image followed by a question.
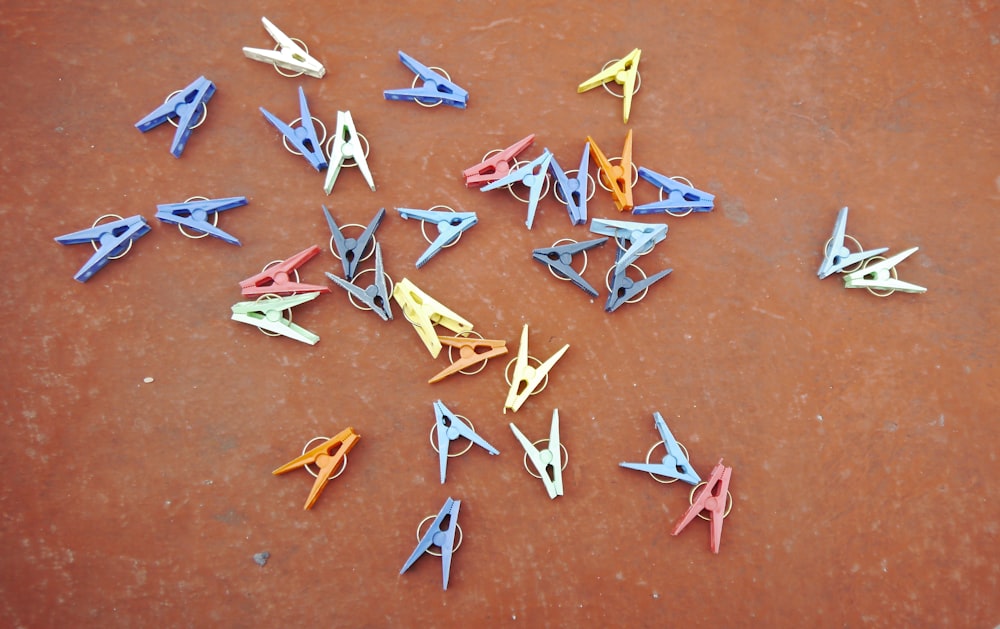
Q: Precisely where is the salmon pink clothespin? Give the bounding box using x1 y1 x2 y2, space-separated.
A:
239 245 331 297
670 459 734 554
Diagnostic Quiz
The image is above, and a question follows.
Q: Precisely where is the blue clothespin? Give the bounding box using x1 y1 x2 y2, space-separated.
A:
54 215 151 282
633 167 715 216
260 86 328 171
817 206 889 279
396 207 478 268
532 237 608 297
548 143 592 226
384 51 469 109
400 497 462 590
154 196 247 245
605 247 672 313
135 76 216 158
323 206 385 281
325 242 393 321
432 401 499 484
589 217 668 270
481 149 553 229
619 412 701 485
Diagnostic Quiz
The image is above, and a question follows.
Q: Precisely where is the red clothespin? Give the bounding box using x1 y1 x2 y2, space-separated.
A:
239 244 331 297
588 129 634 212
462 134 535 188
670 459 733 553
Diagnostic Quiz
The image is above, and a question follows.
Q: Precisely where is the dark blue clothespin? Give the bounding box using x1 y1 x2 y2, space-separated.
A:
433 401 499 484
135 76 216 158
54 215 151 282
633 167 715 216
481 150 553 229
396 207 478 268
384 51 469 109
532 237 608 297
325 242 394 321
323 206 385 281
154 196 247 245
260 86 328 171
589 217 668 270
548 143 592 226
605 247 672 313
619 412 701 485
400 497 462 590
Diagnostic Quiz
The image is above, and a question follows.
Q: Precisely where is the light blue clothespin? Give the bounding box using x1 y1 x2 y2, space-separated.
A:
619 412 701 485
589 217 668 270
384 51 469 109
481 149 553 229
325 242 393 321
400 497 462 590
817 206 888 279
605 246 672 313
843 247 927 295
135 76 216 158
531 237 607 297
548 143 592 226
54 215 151 282
323 206 385 281
633 167 715 216
510 409 564 500
155 196 247 245
432 400 499 484
230 292 320 344
396 207 478 268
260 86 328 171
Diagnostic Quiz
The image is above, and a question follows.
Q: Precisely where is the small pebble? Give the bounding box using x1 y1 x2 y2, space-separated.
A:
143 377 154 384
253 552 270 567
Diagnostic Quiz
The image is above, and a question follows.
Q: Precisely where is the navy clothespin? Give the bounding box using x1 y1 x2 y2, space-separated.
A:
817 206 889 279
54 215 151 282
589 217 668 270
432 401 499 484
548 143 592 226
323 206 385 281
384 51 469 109
396 207 478 268
325 242 394 320
154 196 247 245
532 237 608 297
605 247 672 313
619 412 701 485
135 76 216 158
400 497 462 590
633 167 715 216
260 86 328 171
481 149 553 229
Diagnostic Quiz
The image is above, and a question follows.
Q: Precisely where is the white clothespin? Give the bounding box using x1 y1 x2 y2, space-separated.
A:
243 17 326 79
324 110 375 193
510 409 565 499
843 247 927 296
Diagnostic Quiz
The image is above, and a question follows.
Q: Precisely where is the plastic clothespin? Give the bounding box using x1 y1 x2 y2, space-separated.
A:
462 134 536 188
239 245 331 297
532 237 608 297
54 215 151 283
324 110 375 194
134 76 216 158
154 196 247 245
260 86 328 171
605 246 672 313
577 48 642 123
504 324 569 414
633 167 716 216
432 401 499 484
589 217 668 270
588 131 634 211
384 51 469 109
400 497 462 590
272 427 360 509
509 409 564 499
843 247 927 295
548 143 592 225
242 17 326 79
619 412 701 485
671 459 733 554
392 278 474 358
230 292 321 345
325 242 393 321
481 150 553 229
323 206 385 282
817 206 889 279
429 336 508 384
396 207 478 268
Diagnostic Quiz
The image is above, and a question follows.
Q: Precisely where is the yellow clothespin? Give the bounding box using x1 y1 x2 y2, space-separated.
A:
577 48 641 123
588 130 634 212
392 278 474 358
504 324 569 414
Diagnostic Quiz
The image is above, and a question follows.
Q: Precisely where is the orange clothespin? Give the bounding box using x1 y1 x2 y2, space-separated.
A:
429 335 508 383
273 427 361 510
588 130 634 212
670 459 733 553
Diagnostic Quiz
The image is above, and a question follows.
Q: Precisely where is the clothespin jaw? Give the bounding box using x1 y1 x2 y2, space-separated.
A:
324 206 385 281
400 497 462 590
433 400 500 484
384 51 469 109
273 427 360 509
230 292 321 344
531 237 608 297
671 459 733 554
842 247 927 295
242 17 326 79
548 143 592 225
817 206 889 279
396 207 479 268
325 242 393 321
588 131 634 211
135 76 216 158
577 48 641 123
324 110 375 194
589 217 668 270
54 215 151 282
619 412 700 485
633 167 716 216
392 278 474 358
509 409 564 499
504 324 569 414
260 86 328 171
429 336 508 384
481 150 553 229
154 196 247 245
605 247 672 313
462 134 536 188
239 245 330 297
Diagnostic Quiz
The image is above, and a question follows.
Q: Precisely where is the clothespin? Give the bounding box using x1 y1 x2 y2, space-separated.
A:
230 292 321 344
384 50 469 109
589 217 668 270
531 237 608 297
323 206 385 282
633 167 716 216
504 324 569 414
509 409 565 499
548 143 592 225
396 207 478 268
325 242 393 321
577 49 642 123
272 427 360 509
817 206 889 279
400 497 462 590
462 134 535 188
481 150 553 229
605 247 672 313
55 214 151 283
260 86 328 171
671 459 734 554
134 76 216 158
619 412 701 485
324 110 375 193
588 131 634 211
239 245 330 297
843 247 927 296
429 335 508 384
432 401 499 484
242 17 326 79
154 196 247 245
392 278 473 358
